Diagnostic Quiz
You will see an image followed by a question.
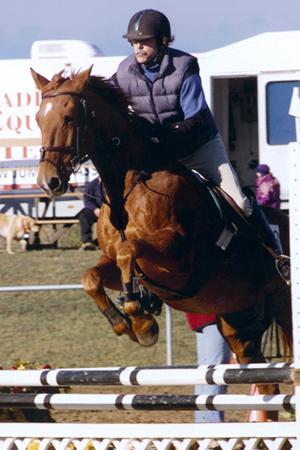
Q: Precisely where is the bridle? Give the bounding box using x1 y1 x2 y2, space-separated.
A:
39 89 140 211
39 91 93 178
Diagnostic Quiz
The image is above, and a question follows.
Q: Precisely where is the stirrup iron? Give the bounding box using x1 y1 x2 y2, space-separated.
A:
275 255 291 287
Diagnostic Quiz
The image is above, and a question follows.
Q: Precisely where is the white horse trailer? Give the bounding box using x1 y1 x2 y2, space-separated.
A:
0 31 299 213
196 31 300 209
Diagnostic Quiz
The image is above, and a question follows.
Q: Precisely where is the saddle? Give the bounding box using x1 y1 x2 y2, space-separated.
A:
191 170 251 251
192 171 290 286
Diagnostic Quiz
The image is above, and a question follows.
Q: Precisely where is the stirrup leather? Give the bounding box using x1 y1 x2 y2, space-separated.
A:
275 255 291 286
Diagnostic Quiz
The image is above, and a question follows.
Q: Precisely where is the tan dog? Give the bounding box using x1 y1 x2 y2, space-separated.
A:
0 213 39 254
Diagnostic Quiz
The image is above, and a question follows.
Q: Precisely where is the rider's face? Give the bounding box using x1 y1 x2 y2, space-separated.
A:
131 38 158 65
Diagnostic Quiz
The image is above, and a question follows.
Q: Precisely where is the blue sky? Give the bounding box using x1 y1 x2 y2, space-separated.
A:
1 0 300 59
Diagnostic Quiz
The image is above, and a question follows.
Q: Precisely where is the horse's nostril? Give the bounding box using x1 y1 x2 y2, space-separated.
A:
48 177 60 191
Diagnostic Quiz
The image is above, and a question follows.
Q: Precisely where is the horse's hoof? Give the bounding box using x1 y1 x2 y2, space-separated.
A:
125 330 139 343
113 322 138 342
136 319 159 347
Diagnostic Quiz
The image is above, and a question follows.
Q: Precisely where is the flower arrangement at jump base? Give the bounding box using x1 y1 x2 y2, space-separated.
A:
0 361 95 450
0 359 69 423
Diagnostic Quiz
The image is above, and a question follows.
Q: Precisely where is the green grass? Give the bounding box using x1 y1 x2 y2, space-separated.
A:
0 228 195 369
0 228 293 424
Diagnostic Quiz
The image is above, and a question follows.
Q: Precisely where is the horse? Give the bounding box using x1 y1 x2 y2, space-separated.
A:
31 67 292 419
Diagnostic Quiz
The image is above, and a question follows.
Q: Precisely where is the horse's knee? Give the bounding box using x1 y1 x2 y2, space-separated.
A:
82 267 101 296
123 300 141 316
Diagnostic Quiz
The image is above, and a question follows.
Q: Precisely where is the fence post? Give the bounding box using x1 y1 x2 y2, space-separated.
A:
289 87 300 370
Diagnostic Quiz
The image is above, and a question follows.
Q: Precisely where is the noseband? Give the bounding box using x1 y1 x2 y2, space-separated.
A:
40 91 91 177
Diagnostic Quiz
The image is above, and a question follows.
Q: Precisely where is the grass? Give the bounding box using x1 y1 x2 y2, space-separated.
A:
0 226 293 424
0 225 195 369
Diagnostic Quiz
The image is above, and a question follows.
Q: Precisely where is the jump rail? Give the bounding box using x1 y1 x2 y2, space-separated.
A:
0 363 294 387
0 393 295 412
0 368 298 448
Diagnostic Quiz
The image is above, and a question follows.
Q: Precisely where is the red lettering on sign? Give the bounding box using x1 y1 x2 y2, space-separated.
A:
35 91 42 106
7 116 22 134
25 115 36 131
17 92 32 107
3 94 13 107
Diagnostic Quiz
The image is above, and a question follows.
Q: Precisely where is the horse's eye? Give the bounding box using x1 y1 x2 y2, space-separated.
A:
64 116 73 125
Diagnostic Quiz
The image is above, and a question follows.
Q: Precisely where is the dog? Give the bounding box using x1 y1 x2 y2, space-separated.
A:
0 213 39 254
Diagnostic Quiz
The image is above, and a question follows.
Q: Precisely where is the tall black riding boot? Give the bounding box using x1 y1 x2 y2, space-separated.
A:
249 200 290 286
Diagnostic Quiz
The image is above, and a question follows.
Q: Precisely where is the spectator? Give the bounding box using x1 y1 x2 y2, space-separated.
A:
256 164 281 209
185 312 231 423
78 176 103 250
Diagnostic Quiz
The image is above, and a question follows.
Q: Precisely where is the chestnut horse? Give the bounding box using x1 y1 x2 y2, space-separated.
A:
31 67 292 416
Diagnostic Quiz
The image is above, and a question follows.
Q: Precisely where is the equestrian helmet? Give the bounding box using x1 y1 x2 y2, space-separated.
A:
123 9 171 41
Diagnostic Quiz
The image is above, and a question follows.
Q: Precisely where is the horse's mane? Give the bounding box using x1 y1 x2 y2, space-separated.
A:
88 75 130 117
87 75 155 144
43 70 131 119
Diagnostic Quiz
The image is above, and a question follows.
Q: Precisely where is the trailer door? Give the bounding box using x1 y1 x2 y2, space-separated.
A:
257 72 300 209
212 76 258 190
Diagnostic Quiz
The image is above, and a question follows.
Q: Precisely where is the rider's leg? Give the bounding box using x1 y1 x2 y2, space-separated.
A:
246 194 290 284
179 133 290 284
179 133 251 214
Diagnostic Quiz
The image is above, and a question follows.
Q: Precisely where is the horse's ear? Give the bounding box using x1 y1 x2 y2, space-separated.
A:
51 69 65 82
75 66 93 90
30 68 50 90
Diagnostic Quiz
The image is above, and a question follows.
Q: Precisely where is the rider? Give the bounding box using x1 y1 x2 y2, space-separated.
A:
112 8 290 284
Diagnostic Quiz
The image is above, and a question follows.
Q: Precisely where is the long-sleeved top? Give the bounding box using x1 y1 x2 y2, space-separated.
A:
83 177 103 211
141 62 206 119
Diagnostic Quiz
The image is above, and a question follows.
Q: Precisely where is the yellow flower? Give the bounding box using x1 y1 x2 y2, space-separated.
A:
26 439 41 450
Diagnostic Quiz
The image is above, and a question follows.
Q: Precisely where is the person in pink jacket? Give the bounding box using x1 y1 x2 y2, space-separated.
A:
256 164 281 209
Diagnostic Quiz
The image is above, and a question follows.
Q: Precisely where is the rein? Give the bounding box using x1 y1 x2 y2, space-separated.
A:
40 90 127 179
99 170 152 209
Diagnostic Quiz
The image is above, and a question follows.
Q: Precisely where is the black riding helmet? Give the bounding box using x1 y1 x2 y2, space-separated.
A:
123 9 171 42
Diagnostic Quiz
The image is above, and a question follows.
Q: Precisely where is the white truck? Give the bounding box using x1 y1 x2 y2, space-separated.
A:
0 31 299 215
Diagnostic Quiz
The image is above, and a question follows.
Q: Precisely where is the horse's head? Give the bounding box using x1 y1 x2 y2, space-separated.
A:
32 66 146 229
31 67 93 197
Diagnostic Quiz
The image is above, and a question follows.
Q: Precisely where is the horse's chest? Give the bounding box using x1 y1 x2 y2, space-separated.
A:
98 211 142 258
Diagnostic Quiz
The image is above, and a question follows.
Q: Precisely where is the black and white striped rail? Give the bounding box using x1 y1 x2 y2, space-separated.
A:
0 393 295 412
0 363 293 387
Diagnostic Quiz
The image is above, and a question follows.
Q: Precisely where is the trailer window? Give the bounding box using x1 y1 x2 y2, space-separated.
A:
266 81 300 145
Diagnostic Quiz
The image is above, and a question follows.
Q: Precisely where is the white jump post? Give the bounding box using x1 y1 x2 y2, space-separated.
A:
289 85 300 431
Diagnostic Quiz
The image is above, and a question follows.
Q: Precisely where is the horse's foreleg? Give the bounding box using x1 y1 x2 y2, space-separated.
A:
218 311 280 421
116 239 160 347
82 254 138 343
